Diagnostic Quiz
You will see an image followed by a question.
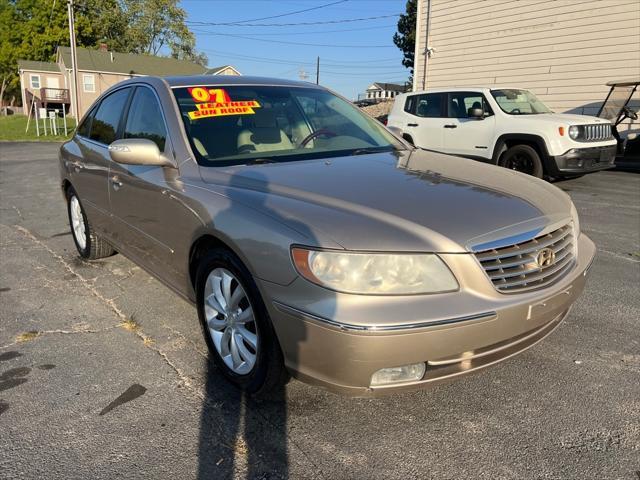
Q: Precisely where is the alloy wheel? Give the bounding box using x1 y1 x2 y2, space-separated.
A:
70 195 87 250
203 267 258 375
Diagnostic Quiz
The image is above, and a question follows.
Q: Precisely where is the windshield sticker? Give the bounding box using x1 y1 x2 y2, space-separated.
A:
187 87 261 120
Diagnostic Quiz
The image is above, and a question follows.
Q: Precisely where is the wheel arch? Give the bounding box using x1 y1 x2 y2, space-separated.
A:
492 134 552 171
188 232 255 296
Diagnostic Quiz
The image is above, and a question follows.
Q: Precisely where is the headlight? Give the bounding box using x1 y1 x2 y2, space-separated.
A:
291 247 458 295
568 125 580 140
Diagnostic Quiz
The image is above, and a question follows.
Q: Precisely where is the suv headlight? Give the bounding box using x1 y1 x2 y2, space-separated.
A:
291 248 458 295
568 125 580 140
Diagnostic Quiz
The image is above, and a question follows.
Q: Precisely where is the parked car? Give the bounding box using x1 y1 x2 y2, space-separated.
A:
387 87 617 179
597 78 640 171
60 76 595 396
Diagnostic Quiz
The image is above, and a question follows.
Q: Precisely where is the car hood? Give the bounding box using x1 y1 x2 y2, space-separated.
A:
197 149 573 253
516 113 610 125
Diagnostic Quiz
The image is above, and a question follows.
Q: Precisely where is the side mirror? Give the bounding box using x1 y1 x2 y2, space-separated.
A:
469 108 484 119
108 139 174 167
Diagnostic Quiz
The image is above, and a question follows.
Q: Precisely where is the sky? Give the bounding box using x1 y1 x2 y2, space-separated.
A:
181 0 409 99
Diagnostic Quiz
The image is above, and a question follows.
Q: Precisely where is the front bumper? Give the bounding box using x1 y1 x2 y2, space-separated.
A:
549 145 616 174
264 234 596 396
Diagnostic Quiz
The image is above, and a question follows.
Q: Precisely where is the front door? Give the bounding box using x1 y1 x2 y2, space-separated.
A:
403 92 446 150
108 85 189 291
442 92 496 159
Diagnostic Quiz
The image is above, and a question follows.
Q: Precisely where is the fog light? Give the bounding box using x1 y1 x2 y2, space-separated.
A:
370 363 426 386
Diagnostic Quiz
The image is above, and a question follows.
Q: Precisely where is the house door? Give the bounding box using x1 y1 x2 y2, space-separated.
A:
46 77 60 88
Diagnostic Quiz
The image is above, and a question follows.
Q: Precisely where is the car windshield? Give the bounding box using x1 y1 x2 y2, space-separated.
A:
172 85 403 166
490 89 552 115
598 84 638 121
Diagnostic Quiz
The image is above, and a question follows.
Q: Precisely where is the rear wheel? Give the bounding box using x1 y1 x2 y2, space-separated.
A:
195 248 287 396
66 186 115 259
500 144 544 178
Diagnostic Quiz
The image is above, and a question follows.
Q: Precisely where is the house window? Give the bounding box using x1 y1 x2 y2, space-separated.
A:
30 74 40 89
83 74 95 93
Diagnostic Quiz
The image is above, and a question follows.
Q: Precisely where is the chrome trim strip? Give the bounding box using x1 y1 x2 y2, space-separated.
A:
471 227 544 252
273 301 497 332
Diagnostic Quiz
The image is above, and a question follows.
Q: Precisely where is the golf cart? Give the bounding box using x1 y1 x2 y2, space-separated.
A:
598 78 640 171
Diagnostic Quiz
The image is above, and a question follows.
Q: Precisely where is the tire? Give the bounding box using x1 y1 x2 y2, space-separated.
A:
66 186 115 260
500 144 544 178
195 248 287 396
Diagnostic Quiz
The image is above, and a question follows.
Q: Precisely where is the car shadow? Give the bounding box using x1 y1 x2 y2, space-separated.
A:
196 168 331 479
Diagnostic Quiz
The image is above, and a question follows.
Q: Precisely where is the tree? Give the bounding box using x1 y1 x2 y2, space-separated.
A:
0 0 207 106
393 0 417 83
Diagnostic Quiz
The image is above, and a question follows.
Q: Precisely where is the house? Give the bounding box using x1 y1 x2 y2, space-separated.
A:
412 0 640 116
18 45 241 118
205 65 242 76
365 82 408 100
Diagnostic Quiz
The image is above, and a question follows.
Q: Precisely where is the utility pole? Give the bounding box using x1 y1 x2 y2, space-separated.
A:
67 0 80 119
316 56 320 85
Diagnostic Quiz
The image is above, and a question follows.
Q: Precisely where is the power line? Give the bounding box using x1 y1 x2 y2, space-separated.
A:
196 32 396 48
186 13 400 27
221 0 348 24
191 24 397 36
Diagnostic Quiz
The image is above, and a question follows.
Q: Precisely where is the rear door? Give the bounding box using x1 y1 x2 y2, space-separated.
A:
403 93 446 150
73 87 131 235
442 92 496 159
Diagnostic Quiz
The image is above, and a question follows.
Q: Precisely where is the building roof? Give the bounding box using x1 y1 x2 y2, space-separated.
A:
368 82 408 92
17 60 60 73
162 75 319 88
57 46 207 76
205 65 241 75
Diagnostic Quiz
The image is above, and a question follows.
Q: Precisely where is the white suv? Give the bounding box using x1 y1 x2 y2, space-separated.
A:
387 87 617 178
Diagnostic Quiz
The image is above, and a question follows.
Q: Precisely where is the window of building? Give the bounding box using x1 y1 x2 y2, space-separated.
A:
30 74 40 89
123 87 168 151
83 74 95 93
89 88 131 145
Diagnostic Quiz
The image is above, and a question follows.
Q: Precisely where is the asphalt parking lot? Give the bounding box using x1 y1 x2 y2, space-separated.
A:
1 142 639 479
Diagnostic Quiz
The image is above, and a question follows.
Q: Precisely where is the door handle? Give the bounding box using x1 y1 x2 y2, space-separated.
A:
407 123 418 127
444 124 457 128
110 176 123 190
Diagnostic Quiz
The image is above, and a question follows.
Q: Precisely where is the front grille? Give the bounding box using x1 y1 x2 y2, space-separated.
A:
474 224 576 293
582 124 613 142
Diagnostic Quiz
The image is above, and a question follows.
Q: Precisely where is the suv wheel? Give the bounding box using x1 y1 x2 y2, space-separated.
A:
500 144 543 178
195 248 288 395
66 186 115 259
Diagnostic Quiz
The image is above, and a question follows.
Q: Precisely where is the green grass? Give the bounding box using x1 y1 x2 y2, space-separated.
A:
0 114 76 142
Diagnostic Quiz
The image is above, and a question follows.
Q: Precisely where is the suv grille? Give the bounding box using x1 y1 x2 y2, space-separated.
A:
583 124 613 142
474 224 576 293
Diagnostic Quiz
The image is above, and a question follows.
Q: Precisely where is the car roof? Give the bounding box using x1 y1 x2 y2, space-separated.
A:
162 75 323 89
605 78 640 87
403 86 527 95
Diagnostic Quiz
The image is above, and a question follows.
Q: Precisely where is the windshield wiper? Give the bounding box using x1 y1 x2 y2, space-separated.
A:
244 158 277 165
351 146 395 156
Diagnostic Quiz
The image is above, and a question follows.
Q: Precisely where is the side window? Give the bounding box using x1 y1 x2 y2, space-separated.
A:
76 106 96 138
404 95 416 114
123 87 168 151
448 93 493 118
413 93 445 118
89 88 131 145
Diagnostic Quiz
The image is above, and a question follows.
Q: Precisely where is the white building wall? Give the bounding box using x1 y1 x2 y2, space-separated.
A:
413 0 640 119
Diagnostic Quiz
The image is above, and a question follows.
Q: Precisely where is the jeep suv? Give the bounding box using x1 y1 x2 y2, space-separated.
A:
387 87 617 178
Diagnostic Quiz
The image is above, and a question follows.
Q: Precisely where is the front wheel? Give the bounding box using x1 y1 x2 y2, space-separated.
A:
500 144 544 178
195 248 287 395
